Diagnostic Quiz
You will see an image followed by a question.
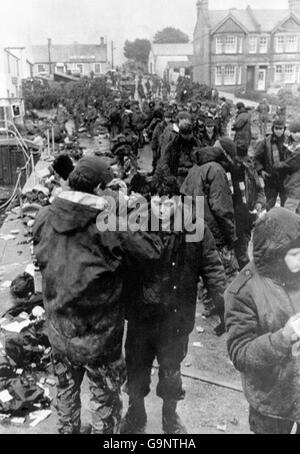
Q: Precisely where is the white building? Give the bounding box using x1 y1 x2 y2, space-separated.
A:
0 47 33 126
148 43 193 82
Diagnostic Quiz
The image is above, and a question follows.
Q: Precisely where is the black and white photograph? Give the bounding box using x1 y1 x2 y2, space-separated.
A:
0 0 300 437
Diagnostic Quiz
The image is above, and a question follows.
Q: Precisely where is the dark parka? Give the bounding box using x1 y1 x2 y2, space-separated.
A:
225 208 300 421
275 147 300 200
232 109 252 152
181 147 237 249
159 132 200 181
126 217 226 335
254 133 291 177
33 192 162 366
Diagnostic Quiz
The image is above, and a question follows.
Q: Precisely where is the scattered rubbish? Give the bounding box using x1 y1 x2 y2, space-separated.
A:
18 312 30 320
0 413 10 421
192 342 203 348
2 319 32 333
32 306 45 319
217 422 227 432
25 264 35 277
11 417 26 425
46 378 56 387
0 234 16 241
230 418 239 426
16 369 23 375
196 326 205 334
39 377 46 385
27 220 35 228
1 281 12 289
0 390 14 403
29 409 52 427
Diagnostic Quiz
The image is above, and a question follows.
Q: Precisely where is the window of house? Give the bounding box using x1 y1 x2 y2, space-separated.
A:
259 36 268 54
285 64 296 83
275 65 283 82
224 36 237 53
275 35 285 53
215 66 222 86
94 63 101 74
77 64 84 74
216 37 223 54
286 35 297 52
249 36 257 53
37 64 46 73
224 65 236 85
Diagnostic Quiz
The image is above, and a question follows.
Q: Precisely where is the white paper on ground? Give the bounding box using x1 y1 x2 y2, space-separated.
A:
2 319 32 333
192 342 203 348
0 390 14 403
0 281 12 289
0 234 16 241
25 264 35 277
11 417 25 424
29 410 52 427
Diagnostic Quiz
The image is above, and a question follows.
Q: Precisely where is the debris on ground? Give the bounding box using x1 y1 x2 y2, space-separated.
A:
217 422 227 432
192 342 203 348
230 418 239 426
196 326 205 334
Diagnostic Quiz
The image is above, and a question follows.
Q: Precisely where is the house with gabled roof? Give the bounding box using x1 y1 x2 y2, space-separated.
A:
32 38 109 78
148 43 193 82
193 0 300 92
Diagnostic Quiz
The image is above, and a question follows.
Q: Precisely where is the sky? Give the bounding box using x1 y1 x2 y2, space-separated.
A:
2 0 291 64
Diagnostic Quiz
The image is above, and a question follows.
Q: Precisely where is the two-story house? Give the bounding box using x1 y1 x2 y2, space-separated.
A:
193 0 300 92
32 38 109 78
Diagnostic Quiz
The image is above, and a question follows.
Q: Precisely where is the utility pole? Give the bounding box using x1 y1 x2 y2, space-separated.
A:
48 38 52 75
111 41 114 69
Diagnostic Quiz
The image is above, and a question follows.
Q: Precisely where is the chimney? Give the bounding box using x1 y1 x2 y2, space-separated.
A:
197 0 208 17
100 36 105 46
289 0 300 15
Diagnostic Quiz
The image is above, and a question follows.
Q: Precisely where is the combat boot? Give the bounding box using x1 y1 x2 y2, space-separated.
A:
162 400 188 434
120 396 147 434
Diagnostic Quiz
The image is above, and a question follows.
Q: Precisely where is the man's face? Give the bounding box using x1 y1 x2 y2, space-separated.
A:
285 248 300 273
274 126 285 138
291 131 300 143
206 125 214 135
165 116 172 125
151 195 177 224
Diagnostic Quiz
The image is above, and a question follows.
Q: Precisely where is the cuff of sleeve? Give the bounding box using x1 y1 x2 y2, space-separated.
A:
270 329 292 356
